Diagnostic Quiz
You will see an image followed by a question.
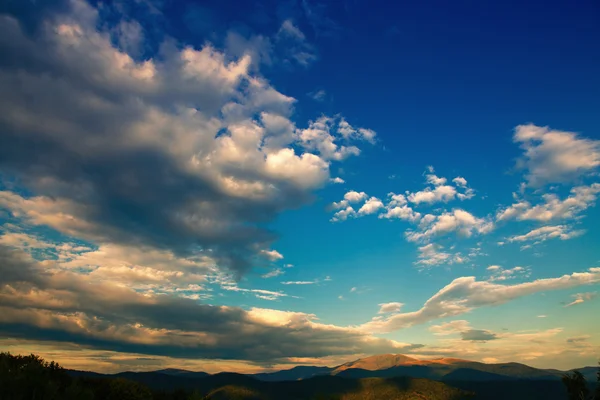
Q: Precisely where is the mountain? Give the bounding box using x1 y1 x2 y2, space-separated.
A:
332 354 421 374
252 366 333 381
155 368 209 377
203 375 473 400
252 354 585 382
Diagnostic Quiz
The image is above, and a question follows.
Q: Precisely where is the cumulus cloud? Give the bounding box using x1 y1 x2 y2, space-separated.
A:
361 266 600 333
357 197 384 215
565 292 597 307
406 209 493 243
407 185 457 205
298 116 375 161
415 244 467 267
452 177 468 187
513 124 600 187
0 1 379 277
330 177 345 184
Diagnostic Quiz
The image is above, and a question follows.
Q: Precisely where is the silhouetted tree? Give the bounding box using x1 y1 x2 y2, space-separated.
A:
0 352 71 400
107 377 153 400
595 361 600 400
562 370 589 400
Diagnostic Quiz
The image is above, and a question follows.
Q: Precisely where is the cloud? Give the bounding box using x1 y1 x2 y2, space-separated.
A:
337 118 377 144
406 209 493 243
377 302 403 314
566 336 590 344
429 320 498 341
298 116 374 161
361 266 600 333
329 177 345 184
415 243 467 267
357 197 384 216
344 190 368 203
275 19 317 66
330 206 356 222
513 124 600 187
262 268 284 278
452 177 468 187
308 89 326 101
260 249 284 261
507 225 584 245
407 185 457 205
281 281 317 285
0 246 417 361
461 329 499 341
0 2 381 277
565 292 597 307
497 184 600 222
379 205 422 223
487 266 530 282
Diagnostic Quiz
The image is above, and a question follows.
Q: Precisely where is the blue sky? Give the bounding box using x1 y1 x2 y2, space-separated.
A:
0 0 599 373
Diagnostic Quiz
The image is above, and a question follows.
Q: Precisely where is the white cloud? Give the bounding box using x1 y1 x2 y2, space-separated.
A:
415 244 467 267
565 291 597 307
514 124 600 187
426 173 447 187
360 266 600 333
357 197 384 215
281 280 317 285
337 118 377 144
507 225 584 244
487 266 530 282
407 185 457 205
330 177 345 184
497 184 600 222
260 249 284 261
452 177 468 187
298 116 374 161
344 190 368 203
330 206 356 222
379 205 422 223
378 302 403 314
406 209 493 243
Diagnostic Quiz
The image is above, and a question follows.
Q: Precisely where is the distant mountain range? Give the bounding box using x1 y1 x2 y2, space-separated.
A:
67 354 598 400
249 354 597 382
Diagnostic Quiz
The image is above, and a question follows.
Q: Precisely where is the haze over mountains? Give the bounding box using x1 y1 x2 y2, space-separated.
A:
71 353 597 383
63 353 597 399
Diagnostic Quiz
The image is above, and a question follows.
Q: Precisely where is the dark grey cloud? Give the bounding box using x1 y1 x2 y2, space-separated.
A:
0 246 416 361
0 1 341 276
461 329 498 342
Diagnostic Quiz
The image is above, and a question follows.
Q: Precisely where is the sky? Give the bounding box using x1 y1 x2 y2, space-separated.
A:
0 0 599 373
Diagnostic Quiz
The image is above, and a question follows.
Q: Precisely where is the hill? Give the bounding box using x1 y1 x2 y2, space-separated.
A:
204 375 472 400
